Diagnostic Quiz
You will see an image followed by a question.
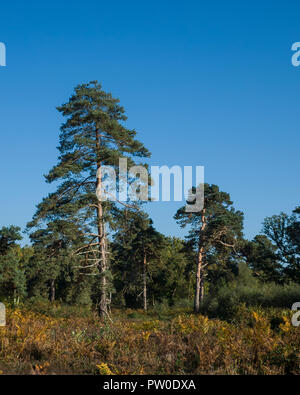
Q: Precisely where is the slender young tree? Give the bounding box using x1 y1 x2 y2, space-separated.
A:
136 221 164 311
112 209 164 310
174 184 244 313
28 81 150 317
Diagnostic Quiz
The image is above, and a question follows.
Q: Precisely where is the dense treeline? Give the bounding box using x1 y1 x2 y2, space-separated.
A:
1 81 300 316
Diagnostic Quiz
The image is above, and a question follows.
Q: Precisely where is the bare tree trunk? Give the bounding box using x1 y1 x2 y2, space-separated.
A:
200 274 204 304
50 280 55 303
98 204 108 318
194 209 206 313
194 245 204 313
143 252 147 311
96 131 108 318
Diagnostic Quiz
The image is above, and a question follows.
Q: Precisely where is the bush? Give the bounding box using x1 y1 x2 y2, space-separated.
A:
22 297 92 318
202 263 300 320
152 298 170 319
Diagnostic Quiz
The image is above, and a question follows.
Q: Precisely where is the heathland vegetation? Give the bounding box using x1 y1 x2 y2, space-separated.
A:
0 81 300 374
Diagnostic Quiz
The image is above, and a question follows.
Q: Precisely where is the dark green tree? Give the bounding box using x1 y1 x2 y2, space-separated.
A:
0 226 26 301
27 219 85 303
151 237 191 305
0 226 22 255
263 209 300 282
112 209 164 310
240 235 282 283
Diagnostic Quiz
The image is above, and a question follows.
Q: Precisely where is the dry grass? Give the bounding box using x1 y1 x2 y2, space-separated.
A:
0 306 299 375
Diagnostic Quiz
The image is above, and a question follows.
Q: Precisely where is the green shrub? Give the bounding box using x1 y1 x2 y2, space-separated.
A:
202 263 300 320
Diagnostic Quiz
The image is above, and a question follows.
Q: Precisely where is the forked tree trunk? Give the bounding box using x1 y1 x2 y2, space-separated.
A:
194 209 206 313
143 252 147 311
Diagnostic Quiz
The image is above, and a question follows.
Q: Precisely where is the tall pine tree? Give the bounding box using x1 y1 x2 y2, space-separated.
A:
28 81 150 317
175 184 244 313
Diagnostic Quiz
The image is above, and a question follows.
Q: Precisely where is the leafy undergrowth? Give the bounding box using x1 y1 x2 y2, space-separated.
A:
0 305 299 375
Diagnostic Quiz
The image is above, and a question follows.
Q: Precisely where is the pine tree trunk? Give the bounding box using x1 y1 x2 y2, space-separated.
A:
143 252 147 311
194 209 206 313
96 131 108 318
194 246 204 313
200 273 204 304
98 205 108 318
50 280 55 303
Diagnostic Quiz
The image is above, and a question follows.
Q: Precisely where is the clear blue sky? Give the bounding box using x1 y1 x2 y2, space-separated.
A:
1 1 300 244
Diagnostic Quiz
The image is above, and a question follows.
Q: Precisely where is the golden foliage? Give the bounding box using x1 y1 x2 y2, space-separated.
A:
0 307 299 374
